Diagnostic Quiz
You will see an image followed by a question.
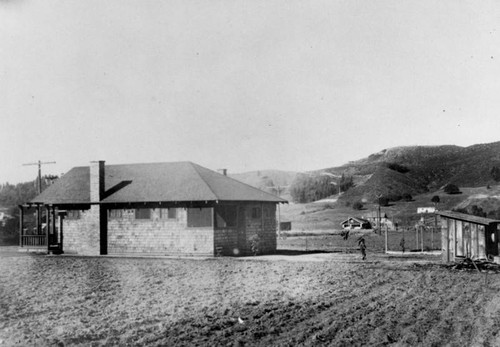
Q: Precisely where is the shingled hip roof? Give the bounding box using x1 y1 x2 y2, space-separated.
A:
30 161 287 205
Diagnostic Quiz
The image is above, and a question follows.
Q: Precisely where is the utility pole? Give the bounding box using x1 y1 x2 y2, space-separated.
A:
22 160 56 235
22 160 56 194
375 191 383 235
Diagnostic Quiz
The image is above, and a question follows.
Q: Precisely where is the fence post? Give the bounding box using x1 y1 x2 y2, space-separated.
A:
415 226 418 250
385 224 388 253
421 226 424 252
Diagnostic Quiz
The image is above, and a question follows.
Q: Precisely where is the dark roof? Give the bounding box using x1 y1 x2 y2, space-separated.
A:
340 217 370 225
437 211 500 225
30 161 287 205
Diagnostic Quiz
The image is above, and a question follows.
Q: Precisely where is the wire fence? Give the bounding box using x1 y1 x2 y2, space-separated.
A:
277 226 442 254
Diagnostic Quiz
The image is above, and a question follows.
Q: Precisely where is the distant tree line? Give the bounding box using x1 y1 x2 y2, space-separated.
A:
375 192 413 206
290 173 354 203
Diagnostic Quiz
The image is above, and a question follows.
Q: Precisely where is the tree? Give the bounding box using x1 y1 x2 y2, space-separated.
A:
339 174 354 193
431 195 440 204
470 205 487 217
352 201 364 210
444 184 461 194
378 196 390 207
402 193 412 202
289 174 338 203
491 166 500 182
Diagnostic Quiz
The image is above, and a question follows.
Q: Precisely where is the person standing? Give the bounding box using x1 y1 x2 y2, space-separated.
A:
358 237 367 260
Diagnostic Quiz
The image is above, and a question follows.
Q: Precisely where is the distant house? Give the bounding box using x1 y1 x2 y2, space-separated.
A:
438 211 500 263
19 161 287 256
364 211 394 230
340 217 371 230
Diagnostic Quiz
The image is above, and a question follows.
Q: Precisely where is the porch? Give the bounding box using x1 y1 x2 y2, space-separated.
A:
18 204 64 254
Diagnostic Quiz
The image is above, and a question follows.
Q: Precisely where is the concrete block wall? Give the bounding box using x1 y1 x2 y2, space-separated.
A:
107 208 214 256
63 206 101 256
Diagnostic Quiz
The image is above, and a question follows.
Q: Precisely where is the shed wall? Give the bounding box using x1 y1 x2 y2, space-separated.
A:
440 216 493 262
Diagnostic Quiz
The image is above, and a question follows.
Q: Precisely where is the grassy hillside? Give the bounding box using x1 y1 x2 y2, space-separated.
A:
229 170 297 200
321 141 500 204
280 184 500 233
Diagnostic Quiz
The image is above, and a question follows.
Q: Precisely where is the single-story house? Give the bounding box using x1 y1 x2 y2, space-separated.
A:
340 217 371 230
438 211 500 263
364 211 394 230
19 161 287 256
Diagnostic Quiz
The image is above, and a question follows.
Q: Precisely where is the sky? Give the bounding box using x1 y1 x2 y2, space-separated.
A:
1 0 500 184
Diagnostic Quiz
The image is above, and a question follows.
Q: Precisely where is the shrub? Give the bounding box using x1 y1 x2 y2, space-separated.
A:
378 196 390 206
444 184 461 194
491 166 500 182
249 234 261 256
431 195 440 204
386 193 402 202
402 193 413 202
352 201 364 210
386 163 410 173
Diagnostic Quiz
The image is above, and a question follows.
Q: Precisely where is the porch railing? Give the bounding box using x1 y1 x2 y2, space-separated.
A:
21 235 47 247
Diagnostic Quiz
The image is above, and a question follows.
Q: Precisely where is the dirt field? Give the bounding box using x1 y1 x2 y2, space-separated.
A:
1 246 500 346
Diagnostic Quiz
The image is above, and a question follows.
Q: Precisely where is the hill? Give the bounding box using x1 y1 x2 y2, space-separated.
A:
229 170 297 200
322 141 500 203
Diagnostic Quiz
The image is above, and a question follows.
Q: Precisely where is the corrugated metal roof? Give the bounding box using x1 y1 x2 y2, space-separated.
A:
437 210 500 225
30 161 287 205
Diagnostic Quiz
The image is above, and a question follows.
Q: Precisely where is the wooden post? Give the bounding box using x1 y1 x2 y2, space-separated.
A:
431 227 434 250
37 205 41 235
18 205 24 247
59 213 64 252
46 205 50 254
415 226 418 250
277 203 281 238
51 206 56 244
385 224 388 253
421 226 424 252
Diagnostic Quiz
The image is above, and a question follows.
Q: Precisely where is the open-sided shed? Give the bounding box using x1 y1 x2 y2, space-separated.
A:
438 211 500 263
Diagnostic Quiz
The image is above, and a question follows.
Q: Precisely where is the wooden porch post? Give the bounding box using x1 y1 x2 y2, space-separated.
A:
37 204 42 235
18 205 24 247
46 205 50 254
59 212 64 252
51 206 56 244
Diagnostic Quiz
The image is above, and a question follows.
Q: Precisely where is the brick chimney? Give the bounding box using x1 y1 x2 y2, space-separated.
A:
90 161 105 203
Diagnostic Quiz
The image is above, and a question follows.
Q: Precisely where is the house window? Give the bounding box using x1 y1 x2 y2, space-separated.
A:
216 205 237 228
187 208 212 227
135 208 151 220
251 207 262 219
108 209 123 219
160 208 177 219
66 210 81 220
263 206 273 219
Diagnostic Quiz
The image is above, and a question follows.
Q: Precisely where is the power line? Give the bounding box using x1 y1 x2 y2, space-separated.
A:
22 160 56 194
